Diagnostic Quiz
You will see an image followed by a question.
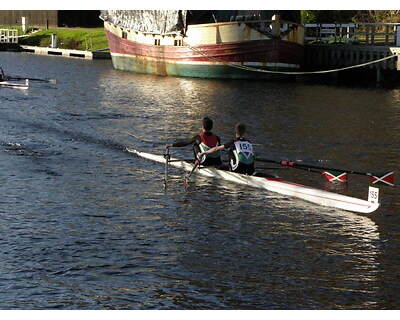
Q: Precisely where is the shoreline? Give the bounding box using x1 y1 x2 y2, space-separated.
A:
0 43 110 60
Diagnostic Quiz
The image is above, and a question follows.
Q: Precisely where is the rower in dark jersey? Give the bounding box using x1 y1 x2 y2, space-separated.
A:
199 123 255 175
165 117 223 166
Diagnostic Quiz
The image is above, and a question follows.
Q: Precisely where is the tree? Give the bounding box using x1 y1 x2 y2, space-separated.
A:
301 11 357 23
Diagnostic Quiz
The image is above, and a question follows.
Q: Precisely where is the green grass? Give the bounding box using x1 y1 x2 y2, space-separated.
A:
0 25 36 36
17 28 108 51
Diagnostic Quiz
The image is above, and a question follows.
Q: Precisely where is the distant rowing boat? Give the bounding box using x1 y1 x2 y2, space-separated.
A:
0 79 29 90
126 148 380 214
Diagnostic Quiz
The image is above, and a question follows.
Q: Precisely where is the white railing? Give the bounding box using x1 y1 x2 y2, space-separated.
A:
305 23 400 46
0 29 18 43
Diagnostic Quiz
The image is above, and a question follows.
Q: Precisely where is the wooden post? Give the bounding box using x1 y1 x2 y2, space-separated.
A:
396 26 400 46
271 14 281 38
21 17 26 32
376 67 384 83
371 25 375 45
385 25 389 45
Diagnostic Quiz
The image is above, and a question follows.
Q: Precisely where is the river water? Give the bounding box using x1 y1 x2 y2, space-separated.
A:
0 51 399 309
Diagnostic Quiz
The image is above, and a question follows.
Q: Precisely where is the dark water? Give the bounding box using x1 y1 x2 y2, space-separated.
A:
0 51 399 309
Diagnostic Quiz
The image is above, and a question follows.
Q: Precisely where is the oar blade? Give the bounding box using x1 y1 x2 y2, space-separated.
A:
183 160 201 191
370 172 395 186
322 171 347 183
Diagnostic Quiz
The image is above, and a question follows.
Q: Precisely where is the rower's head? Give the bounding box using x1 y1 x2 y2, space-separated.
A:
235 123 246 137
202 117 213 132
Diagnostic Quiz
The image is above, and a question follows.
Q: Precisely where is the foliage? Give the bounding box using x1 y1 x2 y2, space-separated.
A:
301 11 357 23
352 10 400 23
301 10 400 23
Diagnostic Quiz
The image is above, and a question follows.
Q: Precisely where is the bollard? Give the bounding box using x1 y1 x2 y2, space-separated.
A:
271 14 281 38
51 34 57 48
376 67 384 83
21 17 26 32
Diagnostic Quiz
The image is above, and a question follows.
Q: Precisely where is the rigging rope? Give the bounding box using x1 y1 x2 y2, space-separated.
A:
183 41 398 75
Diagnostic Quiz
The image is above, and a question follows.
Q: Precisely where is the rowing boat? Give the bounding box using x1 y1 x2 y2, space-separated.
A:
126 148 380 214
0 80 29 90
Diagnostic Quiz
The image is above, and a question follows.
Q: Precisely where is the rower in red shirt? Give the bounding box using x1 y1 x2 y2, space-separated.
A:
165 117 223 166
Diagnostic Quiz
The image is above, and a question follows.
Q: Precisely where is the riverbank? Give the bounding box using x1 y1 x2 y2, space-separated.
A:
1 26 110 59
1 26 108 51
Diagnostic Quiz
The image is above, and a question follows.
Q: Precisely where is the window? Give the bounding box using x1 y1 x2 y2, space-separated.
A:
122 31 127 39
154 39 161 45
174 39 182 46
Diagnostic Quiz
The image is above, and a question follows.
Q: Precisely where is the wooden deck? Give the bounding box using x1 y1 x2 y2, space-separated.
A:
305 44 400 71
20 45 110 59
303 23 400 82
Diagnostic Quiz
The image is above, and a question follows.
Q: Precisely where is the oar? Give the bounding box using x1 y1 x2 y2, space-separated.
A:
7 76 57 84
255 157 394 186
183 160 201 191
168 159 194 163
183 154 206 191
163 147 170 187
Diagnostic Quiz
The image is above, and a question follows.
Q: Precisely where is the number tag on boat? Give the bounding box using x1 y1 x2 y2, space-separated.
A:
368 186 379 204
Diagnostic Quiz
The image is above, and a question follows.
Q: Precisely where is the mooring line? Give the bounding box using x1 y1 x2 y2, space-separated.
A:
183 41 398 75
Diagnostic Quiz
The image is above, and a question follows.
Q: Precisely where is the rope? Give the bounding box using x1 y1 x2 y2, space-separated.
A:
183 41 398 75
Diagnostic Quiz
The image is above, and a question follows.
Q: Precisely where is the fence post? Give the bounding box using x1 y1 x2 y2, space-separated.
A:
21 17 26 32
396 26 400 46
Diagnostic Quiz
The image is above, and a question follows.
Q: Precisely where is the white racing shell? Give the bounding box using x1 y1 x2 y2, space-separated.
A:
127 148 380 214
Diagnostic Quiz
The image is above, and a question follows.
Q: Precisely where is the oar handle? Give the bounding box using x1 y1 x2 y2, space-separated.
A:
163 147 170 161
164 147 170 187
9 76 56 83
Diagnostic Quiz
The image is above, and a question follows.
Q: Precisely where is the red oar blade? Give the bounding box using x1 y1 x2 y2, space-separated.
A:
322 171 347 183
370 172 395 186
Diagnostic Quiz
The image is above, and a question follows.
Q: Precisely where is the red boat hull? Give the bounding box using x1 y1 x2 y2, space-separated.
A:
105 29 304 79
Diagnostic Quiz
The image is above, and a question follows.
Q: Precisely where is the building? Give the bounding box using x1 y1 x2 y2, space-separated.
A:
0 10 102 29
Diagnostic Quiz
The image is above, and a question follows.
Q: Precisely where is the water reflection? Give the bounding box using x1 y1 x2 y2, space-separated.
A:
0 51 399 309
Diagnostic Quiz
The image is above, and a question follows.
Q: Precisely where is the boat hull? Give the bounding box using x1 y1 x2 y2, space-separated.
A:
104 21 304 80
110 51 297 80
0 81 29 90
127 148 380 214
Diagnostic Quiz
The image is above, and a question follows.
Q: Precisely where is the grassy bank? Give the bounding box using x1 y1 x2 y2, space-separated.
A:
4 27 108 51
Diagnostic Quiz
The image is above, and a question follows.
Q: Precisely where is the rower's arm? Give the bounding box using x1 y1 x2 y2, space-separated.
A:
167 135 198 148
202 145 225 155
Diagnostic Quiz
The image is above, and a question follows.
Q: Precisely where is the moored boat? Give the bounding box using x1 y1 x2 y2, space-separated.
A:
100 10 305 79
126 148 380 214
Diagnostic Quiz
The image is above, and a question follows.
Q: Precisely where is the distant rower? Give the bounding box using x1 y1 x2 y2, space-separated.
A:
199 123 255 175
166 117 223 166
0 68 6 82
